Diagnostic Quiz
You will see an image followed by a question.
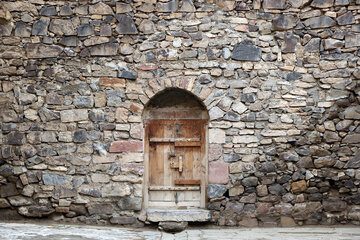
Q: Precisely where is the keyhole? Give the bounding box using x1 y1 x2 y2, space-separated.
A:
175 123 179 135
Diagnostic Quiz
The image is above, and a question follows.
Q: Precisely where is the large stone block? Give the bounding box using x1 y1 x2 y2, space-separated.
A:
273 14 298 30
209 162 228 184
208 184 226 198
209 129 226 143
117 197 142 211
311 0 334 8
115 14 138 34
101 183 131 197
42 173 71 186
232 41 262 61
304 16 336 29
60 109 88 122
89 43 119 56
343 134 360 144
157 0 179 12
263 0 286 9
109 141 143 153
87 203 114 215
26 44 63 58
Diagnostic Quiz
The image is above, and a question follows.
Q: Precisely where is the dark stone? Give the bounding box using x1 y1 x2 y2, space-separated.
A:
117 197 142 211
15 22 31 37
157 0 179 12
0 209 23 220
42 173 71 186
285 71 302 81
110 216 137 225
208 184 226 198
224 154 241 163
1 147 12 159
59 36 78 47
25 156 44 167
89 110 105 122
304 16 336 29
223 111 240 122
7 132 24 145
0 183 19 198
115 14 138 34
18 205 55 217
69 205 87 215
74 96 93 108
344 151 360 168
241 93 257 103
242 177 258 187
323 199 347 212
337 12 355 25
0 165 13 177
263 0 286 9
53 186 77 199
305 38 321 52
60 5 73 16
282 34 298 53
77 24 94 36
118 70 137 80
106 90 124 107
159 221 188 233
311 0 334 8
198 74 212 84
208 201 222 210
278 175 291 184
74 130 87 143
273 14 298 30
189 32 202 41
280 151 299 162
260 162 276 173
39 108 60 122
241 112 256 122
268 184 286 196
40 6 57 16
79 188 102 198
87 203 114 215
232 41 262 61
320 53 352 60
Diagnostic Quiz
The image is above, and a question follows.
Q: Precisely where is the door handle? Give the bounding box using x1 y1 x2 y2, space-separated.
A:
179 155 183 173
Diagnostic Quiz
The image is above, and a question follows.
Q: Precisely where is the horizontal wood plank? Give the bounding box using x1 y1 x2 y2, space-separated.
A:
175 179 201 185
149 186 200 191
150 137 200 143
175 141 201 147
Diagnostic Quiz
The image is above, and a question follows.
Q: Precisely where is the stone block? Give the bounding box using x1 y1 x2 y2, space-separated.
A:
109 141 143 153
99 77 125 88
280 216 296 227
209 144 222 161
343 134 360 144
209 162 228 184
18 206 54 217
87 203 114 215
208 184 226 198
232 41 262 61
291 180 307 193
263 0 286 9
7 132 24 145
26 44 63 58
42 173 71 186
147 209 210 222
0 183 19 198
89 2 114 15
304 16 336 29
117 197 142 211
60 109 88 122
89 43 119 56
273 14 298 30
115 14 138 34
314 157 335 168
101 183 131 197
233 135 258 144
209 129 225 143
311 0 334 8
110 216 137 225
157 0 179 12
323 199 347 212
49 19 75 36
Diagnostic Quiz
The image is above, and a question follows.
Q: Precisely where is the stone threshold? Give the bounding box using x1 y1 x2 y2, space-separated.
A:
146 209 211 222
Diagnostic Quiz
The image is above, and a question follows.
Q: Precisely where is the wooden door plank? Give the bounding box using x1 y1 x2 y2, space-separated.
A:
149 186 200 191
174 179 201 185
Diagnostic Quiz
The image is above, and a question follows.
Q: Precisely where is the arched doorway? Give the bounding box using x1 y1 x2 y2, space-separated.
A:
142 88 209 210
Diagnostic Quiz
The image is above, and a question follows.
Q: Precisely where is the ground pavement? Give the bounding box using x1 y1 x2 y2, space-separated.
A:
0 222 359 240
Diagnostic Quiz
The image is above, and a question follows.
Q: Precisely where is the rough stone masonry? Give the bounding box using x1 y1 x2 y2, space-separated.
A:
0 0 360 228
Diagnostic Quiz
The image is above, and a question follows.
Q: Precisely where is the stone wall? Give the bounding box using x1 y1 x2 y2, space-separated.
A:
0 0 360 227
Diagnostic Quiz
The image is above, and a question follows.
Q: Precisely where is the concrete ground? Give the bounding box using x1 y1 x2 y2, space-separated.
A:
0 222 359 240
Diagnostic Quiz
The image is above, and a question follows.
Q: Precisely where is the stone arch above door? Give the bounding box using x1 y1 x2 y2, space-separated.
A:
142 88 209 210
142 87 209 121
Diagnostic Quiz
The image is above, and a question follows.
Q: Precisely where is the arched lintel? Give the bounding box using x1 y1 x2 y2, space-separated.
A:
142 87 209 121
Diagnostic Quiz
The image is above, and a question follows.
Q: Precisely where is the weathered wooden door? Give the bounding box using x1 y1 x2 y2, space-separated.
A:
145 119 206 209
